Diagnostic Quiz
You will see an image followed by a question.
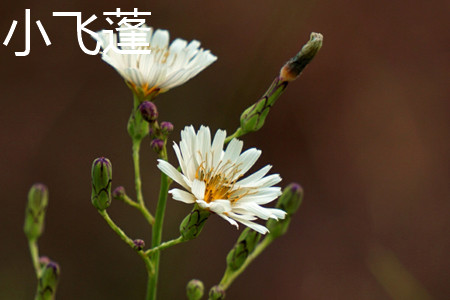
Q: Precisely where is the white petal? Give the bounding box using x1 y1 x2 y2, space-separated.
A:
157 159 190 190
169 188 196 204
191 179 206 200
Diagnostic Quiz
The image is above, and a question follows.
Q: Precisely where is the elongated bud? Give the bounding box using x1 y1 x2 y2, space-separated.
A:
186 279 204 300
91 157 112 211
24 184 48 241
239 32 323 135
266 183 303 238
280 32 323 82
180 206 210 241
36 261 60 300
208 285 225 300
239 77 287 135
138 101 158 123
226 228 261 271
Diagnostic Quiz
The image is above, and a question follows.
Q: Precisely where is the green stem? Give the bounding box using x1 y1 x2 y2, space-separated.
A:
148 150 170 300
98 210 154 274
224 128 243 144
219 235 274 290
144 236 184 256
132 139 156 226
132 140 145 207
28 239 41 278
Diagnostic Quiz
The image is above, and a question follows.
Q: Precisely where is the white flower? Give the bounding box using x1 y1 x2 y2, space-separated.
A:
93 26 217 99
157 126 286 234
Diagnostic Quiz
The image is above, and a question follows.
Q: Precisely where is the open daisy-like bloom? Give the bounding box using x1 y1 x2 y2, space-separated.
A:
93 26 217 99
157 126 286 234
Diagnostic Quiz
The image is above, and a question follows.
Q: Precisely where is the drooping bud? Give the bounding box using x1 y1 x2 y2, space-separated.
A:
208 285 225 300
112 186 126 201
150 139 165 154
160 121 174 135
186 279 204 300
280 32 323 82
226 228 261 271
266 183 303 238
91 157 112 211
180 206 211 241
138 101 158 123
24 183 49 241
133 239 145 251
36 261 60 300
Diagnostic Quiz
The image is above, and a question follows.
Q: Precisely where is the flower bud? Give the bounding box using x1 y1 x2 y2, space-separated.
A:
37 260 60 300
24 183 48 241
91 157 112 211
127 108 150 141
208 285 225 300
239 78 287 135
133 239 145 251
277 183 303 215
138 101 158 123
280 32 323 82
112 186 126 201
226 228 261 271
160 121 174 135
186 279 204 300
266 183 303 238
151 139 165 154
180 206 210 241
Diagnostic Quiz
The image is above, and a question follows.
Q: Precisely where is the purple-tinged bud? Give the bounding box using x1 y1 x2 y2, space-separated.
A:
133 239 145 251
138 101 158 123
112 186 126 200
91 157 112 211
160 121 174 135
151 139 165 154
24 183 49 241
186 279 204 300
209 285 225 300
37 260 60 299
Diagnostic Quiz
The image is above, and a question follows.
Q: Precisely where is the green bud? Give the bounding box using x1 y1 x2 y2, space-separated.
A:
266 183 303 238
238 32 323 135
186 279 204 300
24 184 49 241
239 78 287 135
180 206 210 241
280 32 323 82
91 157 112 211
36 261 60 300
226 228 261 271
277 183 303 215
208 285 225 300
266 215 291 238
127 107 150 141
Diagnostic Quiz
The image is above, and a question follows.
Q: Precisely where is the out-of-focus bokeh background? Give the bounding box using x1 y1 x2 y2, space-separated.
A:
0 0 448 299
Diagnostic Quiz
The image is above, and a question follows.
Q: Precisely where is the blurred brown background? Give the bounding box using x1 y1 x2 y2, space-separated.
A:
0 0 448 299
